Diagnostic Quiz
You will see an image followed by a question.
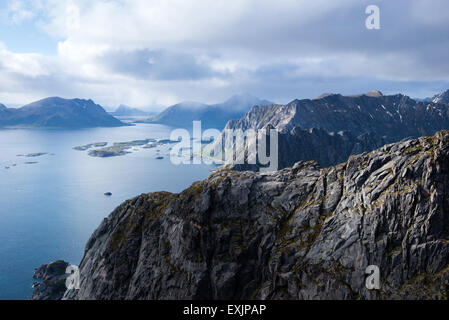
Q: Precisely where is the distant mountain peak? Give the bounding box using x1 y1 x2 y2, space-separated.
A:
365 89 383 97
314 93 339 100
22 97 98 109
148 94 273 128
0 97 124 128
432 89 449 104
112 104 151 116
348 90 383 98
315 90 383 100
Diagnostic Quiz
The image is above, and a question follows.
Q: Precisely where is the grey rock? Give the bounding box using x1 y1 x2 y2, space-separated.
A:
50 130 449 300
31 260 69 300
432 89 449 104
219 91 449 170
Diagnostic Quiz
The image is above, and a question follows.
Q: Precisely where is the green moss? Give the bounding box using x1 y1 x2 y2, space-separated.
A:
109 223 129 250
402 144 423 155
189 181 204 195
109 192 175 250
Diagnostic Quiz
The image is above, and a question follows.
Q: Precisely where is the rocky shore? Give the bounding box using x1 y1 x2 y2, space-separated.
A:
31 260 69 300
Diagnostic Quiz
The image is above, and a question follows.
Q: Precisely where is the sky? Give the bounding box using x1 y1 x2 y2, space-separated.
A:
0 0 448 110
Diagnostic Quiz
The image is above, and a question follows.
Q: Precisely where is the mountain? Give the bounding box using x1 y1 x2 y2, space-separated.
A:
33 130 449 300
216 90 449 170
111 105 152 117
0 97 124 128
432 89 449 104
148 101 207 126
0 103 10 117
146 94 273 128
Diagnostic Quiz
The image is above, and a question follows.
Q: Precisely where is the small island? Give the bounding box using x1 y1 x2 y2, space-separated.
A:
73 142 108 151
84 138 179 158
17 152 48 158
87 139 155 157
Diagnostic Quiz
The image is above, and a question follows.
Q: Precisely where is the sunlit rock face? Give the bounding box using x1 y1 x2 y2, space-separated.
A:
222 92 449 170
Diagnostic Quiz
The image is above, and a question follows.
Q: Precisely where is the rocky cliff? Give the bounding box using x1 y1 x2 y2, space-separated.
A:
31 260 69 300
37 130 449 300
432 90 449 104
220 91 449 170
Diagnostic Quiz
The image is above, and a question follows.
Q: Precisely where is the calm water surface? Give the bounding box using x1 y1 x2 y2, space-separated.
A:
0 123 214 299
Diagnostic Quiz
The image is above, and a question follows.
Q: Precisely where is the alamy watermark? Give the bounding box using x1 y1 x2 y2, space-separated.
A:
365 265 380 290
66 265 80 290
365 5 380 30
169 121 279 172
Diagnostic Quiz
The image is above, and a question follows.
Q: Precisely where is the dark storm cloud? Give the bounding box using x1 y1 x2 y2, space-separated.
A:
99 49 226 80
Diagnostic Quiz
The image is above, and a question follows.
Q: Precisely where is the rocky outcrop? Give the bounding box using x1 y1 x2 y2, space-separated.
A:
31 260 69 300
219 91 449 170
60 130 449 300
432 90 449 104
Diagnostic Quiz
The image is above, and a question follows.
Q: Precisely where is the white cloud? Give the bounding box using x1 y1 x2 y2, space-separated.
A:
0 0 448 108
0 44 49 77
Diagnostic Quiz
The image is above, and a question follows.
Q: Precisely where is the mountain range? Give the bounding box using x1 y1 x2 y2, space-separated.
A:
0 97 124 128
110 105 153 117
144 93 273 128
218 90 449 170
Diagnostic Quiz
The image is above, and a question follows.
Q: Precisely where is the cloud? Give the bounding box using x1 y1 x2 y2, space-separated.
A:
99 49 226 80
0 0 448 108
6 0 36 24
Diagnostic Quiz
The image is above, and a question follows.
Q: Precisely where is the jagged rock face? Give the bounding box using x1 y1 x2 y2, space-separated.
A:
31 261 69 300
433 90 449 104
228 93 449 136
240 127 388 170
223 92 449 170
64 131 449 300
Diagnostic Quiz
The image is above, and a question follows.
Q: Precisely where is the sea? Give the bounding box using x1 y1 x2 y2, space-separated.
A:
0 122 215 299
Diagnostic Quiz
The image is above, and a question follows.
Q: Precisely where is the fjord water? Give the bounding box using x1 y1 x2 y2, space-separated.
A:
0 123 214 299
